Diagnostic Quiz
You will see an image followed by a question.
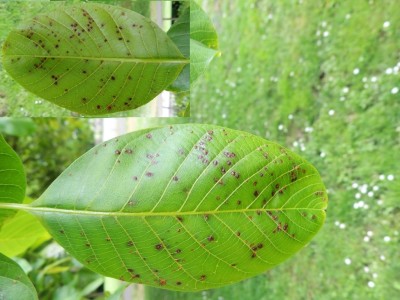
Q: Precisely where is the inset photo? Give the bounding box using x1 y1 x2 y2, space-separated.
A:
0 1 194 117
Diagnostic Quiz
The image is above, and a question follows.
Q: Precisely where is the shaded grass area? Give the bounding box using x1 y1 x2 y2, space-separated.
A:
146 0 400 299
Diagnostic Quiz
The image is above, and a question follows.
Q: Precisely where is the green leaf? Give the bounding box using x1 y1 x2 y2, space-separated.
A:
0 135 26 228
30 124 327 291
0 253 38 300
2 3 188 116
0 198 51 257
190 0 220 84
167 5 190 92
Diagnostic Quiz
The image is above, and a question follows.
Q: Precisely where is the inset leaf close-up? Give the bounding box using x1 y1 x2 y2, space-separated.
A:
2 3 188 116
21 124 328 291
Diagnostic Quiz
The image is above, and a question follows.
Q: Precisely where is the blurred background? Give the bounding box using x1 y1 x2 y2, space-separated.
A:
1 0 400 299
0 0 189 117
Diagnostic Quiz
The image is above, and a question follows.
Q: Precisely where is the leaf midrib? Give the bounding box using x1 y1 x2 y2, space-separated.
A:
4 54 189 64
0 203 325 217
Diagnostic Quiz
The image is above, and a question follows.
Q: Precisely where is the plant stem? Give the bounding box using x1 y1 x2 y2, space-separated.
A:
0 202 30 211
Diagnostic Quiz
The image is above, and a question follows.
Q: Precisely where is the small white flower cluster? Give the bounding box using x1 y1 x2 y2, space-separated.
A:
335 221 346 229
292 139 307 152
352 182 379 209
379 174 395 181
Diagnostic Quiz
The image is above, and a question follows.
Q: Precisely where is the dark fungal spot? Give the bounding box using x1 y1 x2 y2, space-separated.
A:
115 150 121 155
106 237 111 241
236 231 241 236
176 281 182 285
254 190 259 197
173 176 179 181
155 244 163 250
224 151 236 158
175 249 181 254
111 76 115 80
207 235 215 242
125 149 133 154
146 172 153 177
59 230 64 234
127 268 134 273
96 105 101 109
200 275 206 281
146 133 152 139
127 241 134 247
237 200 241 205
85 242 91 248
176 216 183 222
132 176 138 181
159 279 167 286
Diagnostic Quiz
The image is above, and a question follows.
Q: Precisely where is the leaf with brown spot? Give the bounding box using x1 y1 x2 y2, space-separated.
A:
2 3 187 115
2 124 327 292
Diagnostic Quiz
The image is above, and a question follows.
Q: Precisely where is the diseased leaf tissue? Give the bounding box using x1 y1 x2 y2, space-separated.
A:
30 124 328 291
2 3 188 115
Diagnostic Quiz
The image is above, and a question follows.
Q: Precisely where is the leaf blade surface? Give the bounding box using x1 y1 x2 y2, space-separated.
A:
2 3 187 115
0 253 38 300
32 124 327 291
0 135 26 228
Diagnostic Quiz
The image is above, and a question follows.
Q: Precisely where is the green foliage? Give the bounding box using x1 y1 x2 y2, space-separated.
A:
5 118 94 199
20 247 106 300
0 252 38 300
25 124 327 291
2 3 187 115
190 1 220 84
0 118 36 137
167 4 190 92
0 198 51 257
0 134 25 228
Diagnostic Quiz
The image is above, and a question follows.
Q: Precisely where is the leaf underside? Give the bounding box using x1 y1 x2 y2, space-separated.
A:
0 135 26 229
0 253 38 300
32 124 328 291
2 3 187 115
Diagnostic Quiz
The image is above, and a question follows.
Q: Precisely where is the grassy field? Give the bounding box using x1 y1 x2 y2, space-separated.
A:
145 0 400 299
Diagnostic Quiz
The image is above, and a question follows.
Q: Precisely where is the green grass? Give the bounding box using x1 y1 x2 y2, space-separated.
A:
145 0 400 299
